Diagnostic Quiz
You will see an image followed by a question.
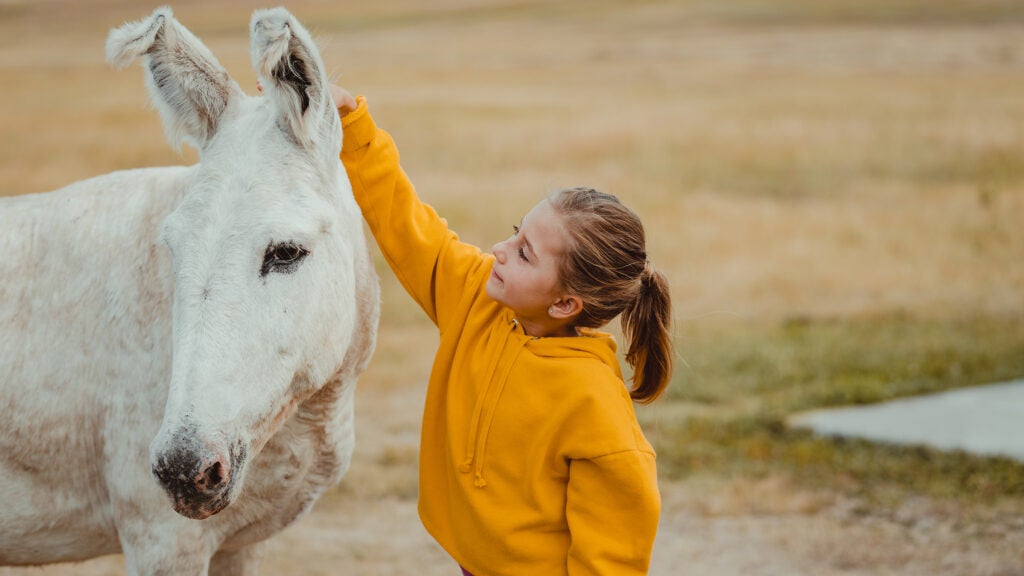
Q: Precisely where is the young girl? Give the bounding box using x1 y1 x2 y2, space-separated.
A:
333 86 672 575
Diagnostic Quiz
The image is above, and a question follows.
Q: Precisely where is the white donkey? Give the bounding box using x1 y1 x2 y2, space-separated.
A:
0 7 378 574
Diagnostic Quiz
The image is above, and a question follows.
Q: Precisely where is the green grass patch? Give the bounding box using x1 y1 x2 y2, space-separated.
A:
650 313 1024 502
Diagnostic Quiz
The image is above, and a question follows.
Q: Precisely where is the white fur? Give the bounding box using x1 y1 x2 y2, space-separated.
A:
0 8 379 575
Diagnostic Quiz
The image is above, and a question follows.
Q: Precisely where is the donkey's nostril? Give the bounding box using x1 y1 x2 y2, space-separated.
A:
207 461 222 485
196 460 227 492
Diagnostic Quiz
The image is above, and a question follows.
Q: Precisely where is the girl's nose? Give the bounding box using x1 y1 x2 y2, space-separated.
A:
492 241 507 264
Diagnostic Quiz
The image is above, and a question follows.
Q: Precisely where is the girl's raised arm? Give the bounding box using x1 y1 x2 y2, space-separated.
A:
337 94 490 328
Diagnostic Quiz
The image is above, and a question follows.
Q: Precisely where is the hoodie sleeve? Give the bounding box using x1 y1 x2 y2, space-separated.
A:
339 97 489 327
566 450 661 576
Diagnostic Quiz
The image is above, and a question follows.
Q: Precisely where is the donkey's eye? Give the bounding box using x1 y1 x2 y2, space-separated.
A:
260 241 309 278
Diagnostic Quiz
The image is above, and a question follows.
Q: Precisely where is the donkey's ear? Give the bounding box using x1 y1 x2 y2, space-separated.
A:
250 8 338 152
106 7 238 151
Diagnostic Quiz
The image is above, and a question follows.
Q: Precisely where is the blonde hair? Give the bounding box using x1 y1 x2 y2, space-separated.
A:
549 187 673 403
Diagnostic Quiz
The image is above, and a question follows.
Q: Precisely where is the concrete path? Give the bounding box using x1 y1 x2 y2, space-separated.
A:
788 379 1024 463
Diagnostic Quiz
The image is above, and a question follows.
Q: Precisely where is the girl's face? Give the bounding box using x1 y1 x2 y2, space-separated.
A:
486 200 572 328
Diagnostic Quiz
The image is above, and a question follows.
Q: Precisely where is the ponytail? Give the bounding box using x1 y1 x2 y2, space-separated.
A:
622 264 672 404
549 186 675 404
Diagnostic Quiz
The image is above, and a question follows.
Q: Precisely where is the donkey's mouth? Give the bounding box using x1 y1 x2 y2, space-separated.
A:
171 490 233 520
157 465 237 520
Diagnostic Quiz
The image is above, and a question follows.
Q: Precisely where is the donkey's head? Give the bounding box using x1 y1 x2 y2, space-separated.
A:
107 7 368 519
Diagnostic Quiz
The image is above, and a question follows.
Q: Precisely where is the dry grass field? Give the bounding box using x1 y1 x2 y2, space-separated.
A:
2 0 1023 574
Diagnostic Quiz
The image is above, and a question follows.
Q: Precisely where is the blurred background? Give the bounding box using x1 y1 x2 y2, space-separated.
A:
1 0 1022 574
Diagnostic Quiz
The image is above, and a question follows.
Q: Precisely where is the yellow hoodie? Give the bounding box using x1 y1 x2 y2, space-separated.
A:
340 97 660 576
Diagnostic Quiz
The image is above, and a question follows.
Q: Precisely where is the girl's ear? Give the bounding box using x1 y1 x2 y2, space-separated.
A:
548 296 583 320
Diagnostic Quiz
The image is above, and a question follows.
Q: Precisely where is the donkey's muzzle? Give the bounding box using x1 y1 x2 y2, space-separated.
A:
152 439 235 520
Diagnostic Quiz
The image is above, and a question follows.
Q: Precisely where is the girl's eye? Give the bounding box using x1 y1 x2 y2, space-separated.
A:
511 224 527 261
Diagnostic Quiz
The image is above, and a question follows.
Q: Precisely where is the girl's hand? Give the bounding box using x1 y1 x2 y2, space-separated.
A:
330 84 357 117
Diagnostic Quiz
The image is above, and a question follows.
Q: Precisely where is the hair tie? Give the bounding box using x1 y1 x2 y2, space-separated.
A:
634 260 653 297
642 259 654 280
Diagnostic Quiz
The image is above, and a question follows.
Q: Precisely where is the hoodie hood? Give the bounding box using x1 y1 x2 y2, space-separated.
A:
526 324 621 373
